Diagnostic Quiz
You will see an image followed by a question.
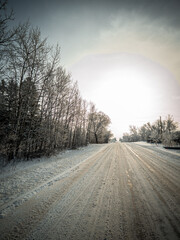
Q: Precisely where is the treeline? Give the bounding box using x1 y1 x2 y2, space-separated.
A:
0 1 112 161
122 115 180 146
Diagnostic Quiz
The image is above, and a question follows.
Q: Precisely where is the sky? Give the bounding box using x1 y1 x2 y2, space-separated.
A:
8 0 180 138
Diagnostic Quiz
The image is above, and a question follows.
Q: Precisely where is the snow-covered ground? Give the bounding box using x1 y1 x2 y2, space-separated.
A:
134 141 180 155
1 142 179 240
0 144 107 218
0 142 180 239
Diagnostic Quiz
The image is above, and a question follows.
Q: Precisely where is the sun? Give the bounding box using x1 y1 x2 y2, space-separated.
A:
97 66 159 120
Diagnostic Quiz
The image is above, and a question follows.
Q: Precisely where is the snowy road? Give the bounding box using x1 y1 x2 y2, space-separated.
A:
0 142 180 240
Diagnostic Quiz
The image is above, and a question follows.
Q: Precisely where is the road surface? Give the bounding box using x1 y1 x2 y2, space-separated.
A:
0 142 180 240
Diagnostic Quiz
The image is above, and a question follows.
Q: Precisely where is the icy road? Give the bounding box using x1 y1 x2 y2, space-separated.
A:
0 142 180 240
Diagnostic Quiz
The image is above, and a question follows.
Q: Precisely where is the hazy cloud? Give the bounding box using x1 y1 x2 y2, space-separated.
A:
8 1 180 75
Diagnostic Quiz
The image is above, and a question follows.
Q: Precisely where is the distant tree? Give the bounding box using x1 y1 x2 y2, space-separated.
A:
164 115 178 134
172 131 180 145
121 115 179 146
87 105 111 144
162 115 178 146
122 133 131 142
104 131 113 143
129 125 139 142
110 137 117 143
139 123 152 141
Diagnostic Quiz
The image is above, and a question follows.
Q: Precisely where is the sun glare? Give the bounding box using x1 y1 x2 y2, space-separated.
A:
71 53 180 137
97 66 159 120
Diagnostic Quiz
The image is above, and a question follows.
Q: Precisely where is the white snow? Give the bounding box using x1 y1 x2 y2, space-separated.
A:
0 144 107 218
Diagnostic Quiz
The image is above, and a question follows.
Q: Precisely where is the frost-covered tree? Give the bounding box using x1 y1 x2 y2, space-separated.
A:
122 115 178 145
88 106 111 144
0 3 112 161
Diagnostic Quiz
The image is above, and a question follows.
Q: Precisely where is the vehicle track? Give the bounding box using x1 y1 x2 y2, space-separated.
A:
0 142 179 240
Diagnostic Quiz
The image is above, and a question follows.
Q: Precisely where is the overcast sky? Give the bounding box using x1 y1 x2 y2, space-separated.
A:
8 0 180 137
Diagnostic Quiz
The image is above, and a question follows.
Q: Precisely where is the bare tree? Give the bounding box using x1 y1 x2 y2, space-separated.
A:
162 115 178 146
0 0 18 76
0 0 14 46
129 125 139 142
88 107 111 144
